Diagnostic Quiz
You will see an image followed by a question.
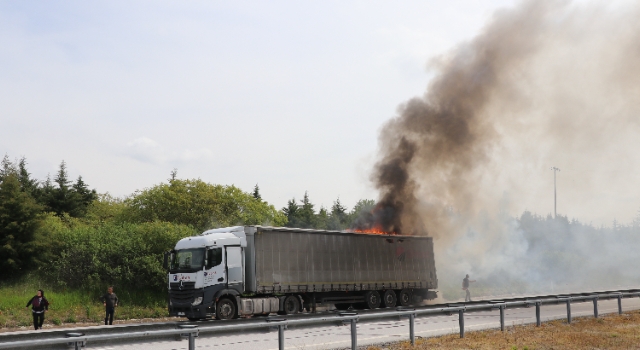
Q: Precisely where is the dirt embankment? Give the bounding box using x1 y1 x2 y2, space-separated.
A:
366 309 640 350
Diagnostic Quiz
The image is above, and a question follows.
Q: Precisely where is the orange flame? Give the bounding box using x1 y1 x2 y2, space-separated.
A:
349 227 397 235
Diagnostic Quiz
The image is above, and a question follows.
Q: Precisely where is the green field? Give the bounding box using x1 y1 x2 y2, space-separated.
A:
0 274 168 329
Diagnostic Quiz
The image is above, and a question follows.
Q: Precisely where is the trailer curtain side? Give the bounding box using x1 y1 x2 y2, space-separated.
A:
247 228 437 294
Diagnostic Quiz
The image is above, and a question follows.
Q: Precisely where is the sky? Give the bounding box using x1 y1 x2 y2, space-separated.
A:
1 0 638 225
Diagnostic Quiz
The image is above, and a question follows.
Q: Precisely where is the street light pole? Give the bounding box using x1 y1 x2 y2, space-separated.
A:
550 167 560 218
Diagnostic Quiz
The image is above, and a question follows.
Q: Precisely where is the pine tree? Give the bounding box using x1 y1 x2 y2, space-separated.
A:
282 198 299 227
253 184 262 201
0 172 43 278
297 191 316 228
0 154 13 182
47 161 74 216
72 176 98 216
17 157 39 197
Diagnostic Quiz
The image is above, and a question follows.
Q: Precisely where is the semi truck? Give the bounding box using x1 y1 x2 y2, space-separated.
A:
164 226 438 320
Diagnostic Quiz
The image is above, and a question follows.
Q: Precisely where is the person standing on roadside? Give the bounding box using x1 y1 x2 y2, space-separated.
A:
25 289 49 330
462 274 476 302
100 286 118 325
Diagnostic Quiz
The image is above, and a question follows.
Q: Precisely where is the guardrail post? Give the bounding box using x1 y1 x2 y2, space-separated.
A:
66 332 84 350
593 297 599 318
499 305 505 331
618 294 623 314
178 324 198 350
350 318 357 350
535 302 541 326
566 298 572 324
458 309 465 338
409 313 415 345
189 331 196 350
278 324 285 350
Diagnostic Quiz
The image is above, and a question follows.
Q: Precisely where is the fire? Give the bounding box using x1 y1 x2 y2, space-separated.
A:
349 227 397 235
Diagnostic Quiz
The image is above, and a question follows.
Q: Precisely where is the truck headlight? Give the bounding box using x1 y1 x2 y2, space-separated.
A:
192 297 203 306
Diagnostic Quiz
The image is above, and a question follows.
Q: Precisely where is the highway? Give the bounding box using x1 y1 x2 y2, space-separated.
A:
85 297 640 350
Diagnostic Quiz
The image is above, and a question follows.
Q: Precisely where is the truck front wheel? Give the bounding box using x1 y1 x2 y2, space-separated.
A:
216 298 237 320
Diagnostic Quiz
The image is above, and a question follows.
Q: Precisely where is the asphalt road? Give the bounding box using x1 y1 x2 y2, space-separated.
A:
86 297 640 350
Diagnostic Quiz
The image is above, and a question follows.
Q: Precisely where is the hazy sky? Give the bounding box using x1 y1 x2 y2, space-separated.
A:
1 0 637 224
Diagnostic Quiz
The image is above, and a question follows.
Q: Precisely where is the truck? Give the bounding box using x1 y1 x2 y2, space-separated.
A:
164 226 438 320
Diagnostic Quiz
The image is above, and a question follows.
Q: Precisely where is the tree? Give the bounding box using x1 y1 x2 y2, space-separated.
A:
46 161 75 216
347 199 376 229
328 197 348 230
253 184 262 201
124 178 286 231
297 191 316 228
0 172 43 278
0 155 12 182
72 176 98 216
316 206 329 230
17 157 39 197
282 198 300 227
43 161 97 218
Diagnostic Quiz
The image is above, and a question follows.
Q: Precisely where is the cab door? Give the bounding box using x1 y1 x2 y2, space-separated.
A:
205 247 225 286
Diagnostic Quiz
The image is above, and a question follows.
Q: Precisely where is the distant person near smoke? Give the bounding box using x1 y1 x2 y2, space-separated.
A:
462 274 476 302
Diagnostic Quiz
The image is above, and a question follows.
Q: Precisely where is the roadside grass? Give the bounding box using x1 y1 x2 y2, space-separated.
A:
0 274 168 330
366 309 640 350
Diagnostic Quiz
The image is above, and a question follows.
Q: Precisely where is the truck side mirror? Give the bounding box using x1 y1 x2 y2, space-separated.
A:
163 251 170 270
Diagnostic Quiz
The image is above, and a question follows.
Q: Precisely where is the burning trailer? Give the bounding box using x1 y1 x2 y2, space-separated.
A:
165 225 438 320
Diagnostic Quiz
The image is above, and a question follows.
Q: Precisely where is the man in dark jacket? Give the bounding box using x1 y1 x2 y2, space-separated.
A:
100 286 119 325
25 289 49 330
462 274 476 302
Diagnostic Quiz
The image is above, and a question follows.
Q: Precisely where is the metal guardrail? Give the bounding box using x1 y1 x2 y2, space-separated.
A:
1 289 639 350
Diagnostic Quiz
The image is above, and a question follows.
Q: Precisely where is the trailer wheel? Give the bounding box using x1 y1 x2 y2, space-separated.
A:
279 295 300 315
398 289 412 307
216 298 237 320
382 290 397 308
364 291 381 309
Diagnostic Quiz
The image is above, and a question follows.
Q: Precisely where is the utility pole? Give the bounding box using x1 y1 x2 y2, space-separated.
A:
550 167 560 218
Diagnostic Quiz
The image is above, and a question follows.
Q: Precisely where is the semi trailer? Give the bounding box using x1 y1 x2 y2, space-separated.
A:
165 226 438 320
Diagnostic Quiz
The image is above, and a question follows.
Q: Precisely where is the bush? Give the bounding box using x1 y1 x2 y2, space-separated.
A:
42 221 197 292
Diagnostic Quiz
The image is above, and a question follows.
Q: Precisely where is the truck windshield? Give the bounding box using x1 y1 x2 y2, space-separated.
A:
171 248 205 271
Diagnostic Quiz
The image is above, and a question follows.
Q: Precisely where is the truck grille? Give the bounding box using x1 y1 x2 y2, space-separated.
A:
169 282 197 304
170 281 195 290
170 289 195 304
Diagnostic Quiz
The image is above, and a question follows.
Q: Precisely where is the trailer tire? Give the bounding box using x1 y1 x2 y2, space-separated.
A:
216 298 237 320
364 291 381 309
398 289 412 307
382 290 397 308
279 295 300 315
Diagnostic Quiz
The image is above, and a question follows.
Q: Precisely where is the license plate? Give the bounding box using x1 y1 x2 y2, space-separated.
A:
177 312 185 316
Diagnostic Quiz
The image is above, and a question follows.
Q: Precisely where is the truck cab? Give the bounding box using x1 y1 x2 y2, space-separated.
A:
166 227 246 320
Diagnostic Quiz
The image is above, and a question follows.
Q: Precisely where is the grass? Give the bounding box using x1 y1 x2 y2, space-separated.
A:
0 274 169 330
365 309 640 350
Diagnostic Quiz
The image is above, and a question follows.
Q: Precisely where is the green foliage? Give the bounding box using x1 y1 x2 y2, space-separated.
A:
0 172 43 278
282 194 377 231
83 193 127 224
42 161 98 218
43 221 197 291
252 184 261 201
283 191 318 228
123 178 286 231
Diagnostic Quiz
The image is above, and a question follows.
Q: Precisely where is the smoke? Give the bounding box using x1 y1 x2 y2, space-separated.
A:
370 0 640 296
